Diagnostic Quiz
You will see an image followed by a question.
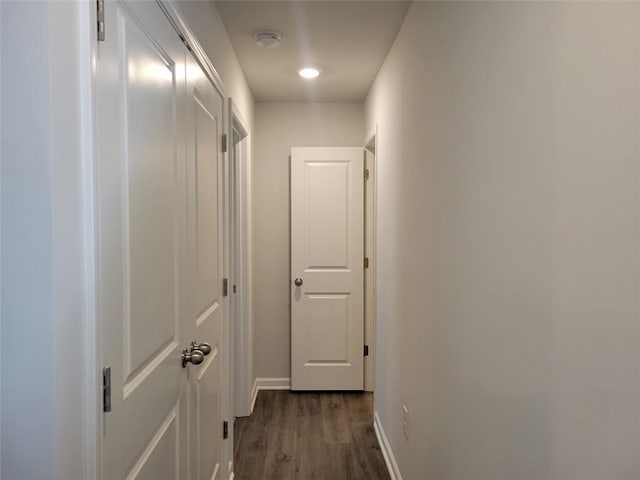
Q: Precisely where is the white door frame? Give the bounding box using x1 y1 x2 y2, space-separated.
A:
228 100 253 418
364 126 378 393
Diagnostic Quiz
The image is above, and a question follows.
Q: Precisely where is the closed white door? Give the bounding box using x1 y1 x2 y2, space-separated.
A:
96 2 190 478
291 147 365 390
97 2 229 478
185 51 227 480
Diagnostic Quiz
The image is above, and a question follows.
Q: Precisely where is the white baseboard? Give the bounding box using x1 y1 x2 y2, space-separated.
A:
374 411 403 480
251 377 291 413
250 378 258 413
256 377 291 390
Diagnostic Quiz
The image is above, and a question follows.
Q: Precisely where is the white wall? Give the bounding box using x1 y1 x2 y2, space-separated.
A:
366 3 640 479
1 2 92 478
253 102 364 379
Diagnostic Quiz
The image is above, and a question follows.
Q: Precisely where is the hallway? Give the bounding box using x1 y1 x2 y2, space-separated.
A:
234 392 390 479
3 1 640 479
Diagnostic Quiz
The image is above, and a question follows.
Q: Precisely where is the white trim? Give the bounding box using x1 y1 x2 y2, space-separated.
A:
229 98 253 419
158 1 228 99
80 0 99 475
363 127 378 393
250 378 259 413
255 378 291 393
250 377 291 413
222 88 232 480
373 411 403 480
0 4 2 473
250 377 291 411
0 5 4 475
230 100 249 140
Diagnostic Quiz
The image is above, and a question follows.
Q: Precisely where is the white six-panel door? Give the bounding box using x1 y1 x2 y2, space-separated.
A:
291 147 365 390
97 2 227 478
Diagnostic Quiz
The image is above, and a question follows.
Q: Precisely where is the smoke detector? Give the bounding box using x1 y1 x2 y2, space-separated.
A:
254 31 282 48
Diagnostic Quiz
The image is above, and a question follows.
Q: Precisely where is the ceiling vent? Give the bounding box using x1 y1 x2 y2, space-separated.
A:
254 31 282 48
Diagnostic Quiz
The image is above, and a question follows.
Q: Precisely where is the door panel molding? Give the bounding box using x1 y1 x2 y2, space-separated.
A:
125 407 179 480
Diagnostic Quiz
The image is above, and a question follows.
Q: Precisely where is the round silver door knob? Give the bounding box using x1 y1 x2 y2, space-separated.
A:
294 278 303 287
191 341 211 356
182 348 204 368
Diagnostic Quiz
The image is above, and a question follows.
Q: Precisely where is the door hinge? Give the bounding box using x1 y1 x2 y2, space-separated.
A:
364 345 369 357
223 278 229 297
221 134 228 153
233 284 237 294
364 168 370 180
223 420 229 439
96 0 105 42
364 257 369 269
103 366 111 412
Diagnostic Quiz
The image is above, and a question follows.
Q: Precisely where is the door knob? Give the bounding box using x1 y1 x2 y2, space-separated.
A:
294 278 303 287
190 341 211 356
182 348 204 368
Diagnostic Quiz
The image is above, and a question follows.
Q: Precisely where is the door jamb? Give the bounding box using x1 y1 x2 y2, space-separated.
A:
228 99 253 420
82 0 99 476
364 126 378 393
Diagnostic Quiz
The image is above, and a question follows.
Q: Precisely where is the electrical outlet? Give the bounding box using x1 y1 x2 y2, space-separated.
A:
402 404 409 440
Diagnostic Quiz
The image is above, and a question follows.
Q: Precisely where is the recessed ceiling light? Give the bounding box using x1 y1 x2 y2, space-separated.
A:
254 31 282 48
298 67 320 79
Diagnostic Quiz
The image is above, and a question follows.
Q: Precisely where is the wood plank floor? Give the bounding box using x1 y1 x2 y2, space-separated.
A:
234 391 391 480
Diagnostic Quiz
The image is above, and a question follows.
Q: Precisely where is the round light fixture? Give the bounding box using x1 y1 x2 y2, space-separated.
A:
298 67 320 79
254 31 282 48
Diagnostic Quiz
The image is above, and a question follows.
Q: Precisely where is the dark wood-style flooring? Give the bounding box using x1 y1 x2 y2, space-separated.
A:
234 391 391 480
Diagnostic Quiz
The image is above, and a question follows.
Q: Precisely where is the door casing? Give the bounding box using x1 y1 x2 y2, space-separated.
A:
228 99 253 419
364 127 378 393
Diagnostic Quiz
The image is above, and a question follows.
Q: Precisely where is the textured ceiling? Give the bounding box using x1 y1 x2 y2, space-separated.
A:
216 1 411 102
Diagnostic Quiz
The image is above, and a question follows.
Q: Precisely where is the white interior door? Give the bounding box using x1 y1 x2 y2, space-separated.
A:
291 147 365 390
185 51 226 480
97 2 190 478
97 2 229 478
